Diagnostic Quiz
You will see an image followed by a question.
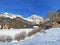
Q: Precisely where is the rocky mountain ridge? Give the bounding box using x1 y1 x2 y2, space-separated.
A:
0 12 44 29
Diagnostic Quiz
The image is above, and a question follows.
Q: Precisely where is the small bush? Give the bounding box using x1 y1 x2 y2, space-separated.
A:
6 36 13 42
0 35 6 42
0 35 13 42
15 31 26 41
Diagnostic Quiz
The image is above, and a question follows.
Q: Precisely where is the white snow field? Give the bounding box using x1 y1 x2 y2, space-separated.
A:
0 28 33 38
0 27 60 45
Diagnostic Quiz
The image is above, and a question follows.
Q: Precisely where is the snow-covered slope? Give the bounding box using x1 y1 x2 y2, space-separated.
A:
27 15 44 24
19 27 60 45
0 27 60 45
0 12 23 19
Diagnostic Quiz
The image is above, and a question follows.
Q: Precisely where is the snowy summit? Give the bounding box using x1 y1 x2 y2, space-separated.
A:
27 15 44 24
0 12 23 19
0 12 44 25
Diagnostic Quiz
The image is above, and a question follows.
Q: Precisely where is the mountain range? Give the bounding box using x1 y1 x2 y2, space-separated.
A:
0 12 45 29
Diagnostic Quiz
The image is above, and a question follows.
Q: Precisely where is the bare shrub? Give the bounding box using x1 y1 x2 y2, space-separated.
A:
15 31 26 41
28 29 41 37
6 36 13 42
0 35 6 42
0 35 13 42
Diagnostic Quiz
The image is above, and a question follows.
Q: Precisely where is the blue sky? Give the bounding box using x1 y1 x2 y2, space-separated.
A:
0 0 60 18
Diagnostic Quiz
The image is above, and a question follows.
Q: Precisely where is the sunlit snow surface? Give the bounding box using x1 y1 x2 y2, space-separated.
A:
0 28 60 45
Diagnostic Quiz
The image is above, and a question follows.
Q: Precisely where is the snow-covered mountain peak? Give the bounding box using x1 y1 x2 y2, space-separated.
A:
0 12 23 19
28 14 43 20
0 13 45 25
30 15 40 17
27 14 44 24
4 12 9 15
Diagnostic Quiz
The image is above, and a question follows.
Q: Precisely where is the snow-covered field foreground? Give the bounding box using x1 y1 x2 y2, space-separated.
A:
0 28 33 37
0 28 60 45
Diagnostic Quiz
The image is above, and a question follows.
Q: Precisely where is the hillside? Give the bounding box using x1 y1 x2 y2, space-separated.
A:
0 10 60 29
0 12 33 29
0 12 44 29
